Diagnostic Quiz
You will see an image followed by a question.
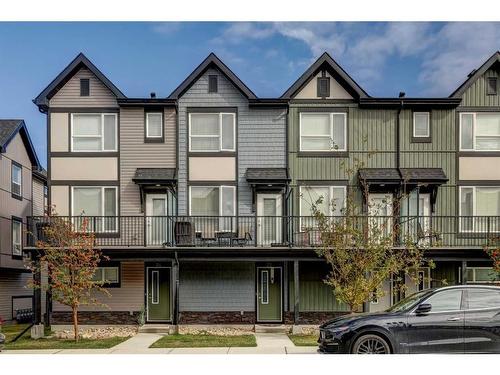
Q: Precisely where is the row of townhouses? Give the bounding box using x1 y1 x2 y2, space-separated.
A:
4 50 500 327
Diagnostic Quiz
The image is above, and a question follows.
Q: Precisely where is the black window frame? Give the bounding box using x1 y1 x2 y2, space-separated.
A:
208 75 218 93
11 161 23 200
486 77 498 96
144 111 165 143
11 216 23 259
411 110 432 144
80 78 90 97
92 262 121 288
317 77 330 98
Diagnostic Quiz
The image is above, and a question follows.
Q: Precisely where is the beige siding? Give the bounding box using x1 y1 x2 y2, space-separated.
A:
189 157 236 181
294 71 352 99
32 178 45 216
51 185 69 216
460 157 500 180
53 261 144 312
120 107 176 216
0 270 32 321
49 68 118 108
50 112 69 152
51 157 118 181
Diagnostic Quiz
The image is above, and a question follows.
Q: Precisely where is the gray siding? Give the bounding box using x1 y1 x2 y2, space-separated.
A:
120 107 177 216
0 270 32 321
179 262 255 311
177 67 286 215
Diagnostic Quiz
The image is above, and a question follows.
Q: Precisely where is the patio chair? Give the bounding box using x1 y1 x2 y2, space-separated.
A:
174 221 195 246
231 232 253 247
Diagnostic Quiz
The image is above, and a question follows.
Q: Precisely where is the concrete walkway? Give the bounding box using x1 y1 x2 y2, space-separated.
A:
1 332 318 354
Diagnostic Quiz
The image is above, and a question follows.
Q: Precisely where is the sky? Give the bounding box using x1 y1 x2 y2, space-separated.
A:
1 21 500 167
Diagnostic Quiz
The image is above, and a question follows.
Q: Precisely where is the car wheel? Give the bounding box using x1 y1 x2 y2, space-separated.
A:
351 334 391 354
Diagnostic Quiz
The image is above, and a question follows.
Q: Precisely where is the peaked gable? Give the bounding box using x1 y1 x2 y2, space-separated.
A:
281 52 369 99
168 53 257 100
0 119 41 169
33 53 125 112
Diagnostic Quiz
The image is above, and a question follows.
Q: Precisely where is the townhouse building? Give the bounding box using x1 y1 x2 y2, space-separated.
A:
27 51 499 327
0 120 45 322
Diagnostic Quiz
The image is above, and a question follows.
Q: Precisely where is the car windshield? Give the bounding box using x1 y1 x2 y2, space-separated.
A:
386 290 431 313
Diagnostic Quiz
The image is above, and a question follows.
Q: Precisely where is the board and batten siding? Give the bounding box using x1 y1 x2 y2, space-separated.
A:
52 261 144 312
120 107 176 216
179 262 255 311
49 67 118 108
460 66 500 107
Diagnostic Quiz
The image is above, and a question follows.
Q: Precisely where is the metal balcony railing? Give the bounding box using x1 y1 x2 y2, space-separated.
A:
24 215 500 249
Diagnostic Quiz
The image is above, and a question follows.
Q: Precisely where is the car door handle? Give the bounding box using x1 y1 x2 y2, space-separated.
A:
447 317 461 321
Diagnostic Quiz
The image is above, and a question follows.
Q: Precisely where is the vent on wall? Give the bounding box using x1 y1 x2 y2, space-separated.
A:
208 75 218 93
80 78 90 96
317 77 330 97
487 77 498 95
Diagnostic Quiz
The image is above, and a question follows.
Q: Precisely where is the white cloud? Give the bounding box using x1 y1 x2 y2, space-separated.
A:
152 22 182 35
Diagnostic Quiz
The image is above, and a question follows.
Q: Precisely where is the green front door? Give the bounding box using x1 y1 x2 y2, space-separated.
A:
146 267 171 322
257 267 282 322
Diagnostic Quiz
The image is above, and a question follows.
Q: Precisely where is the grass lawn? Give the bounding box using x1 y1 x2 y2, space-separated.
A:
288 334 319 347
1 323 129 350
150 334 257 348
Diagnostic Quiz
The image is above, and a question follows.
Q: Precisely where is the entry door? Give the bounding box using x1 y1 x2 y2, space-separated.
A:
257 267 282 322
146 194 168 246
368 193 393 238
257 194 282 246
146 267 171 322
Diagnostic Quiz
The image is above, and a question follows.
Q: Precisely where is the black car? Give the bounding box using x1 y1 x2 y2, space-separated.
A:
318 285 500 354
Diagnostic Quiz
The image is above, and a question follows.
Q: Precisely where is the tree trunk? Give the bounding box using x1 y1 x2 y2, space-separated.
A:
72 306 79 342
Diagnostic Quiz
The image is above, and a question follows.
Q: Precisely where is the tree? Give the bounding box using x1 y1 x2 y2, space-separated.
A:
484 239 500 276
305 160 434 312
28 213 109 341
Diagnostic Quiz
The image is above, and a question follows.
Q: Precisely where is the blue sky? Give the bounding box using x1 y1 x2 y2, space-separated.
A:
1 22 499 167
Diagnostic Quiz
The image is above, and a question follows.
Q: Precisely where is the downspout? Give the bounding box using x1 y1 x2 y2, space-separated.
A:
396 93 405 246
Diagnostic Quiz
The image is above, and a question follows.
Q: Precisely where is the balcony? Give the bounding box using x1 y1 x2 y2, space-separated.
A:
25 215 500 249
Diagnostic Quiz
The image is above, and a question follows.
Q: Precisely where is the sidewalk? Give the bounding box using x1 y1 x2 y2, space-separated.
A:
1 333 318 354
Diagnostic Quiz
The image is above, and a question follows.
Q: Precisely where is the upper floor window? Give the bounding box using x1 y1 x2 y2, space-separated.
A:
413 112 430 138
146 112 163 140
72 186 118 232
459 186 500 232
12 218 22 257
317 77 330 97
299 112 346 152
208 75 218 93
460 112 500 151
299 186 346 217
487 77 498 96
189 185 236 216
71 113 117 152
80 78 90 96
189 113 235 152
11 162 22 198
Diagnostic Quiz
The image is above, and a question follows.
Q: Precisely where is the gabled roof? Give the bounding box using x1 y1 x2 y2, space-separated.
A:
0 120 41 169
281 52 369 99
168 53 257 100
33 52 125 112
450 51 500 98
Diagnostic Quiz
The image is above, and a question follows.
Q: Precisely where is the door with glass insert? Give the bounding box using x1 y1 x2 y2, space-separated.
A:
146 194 168 246
257 194 282 246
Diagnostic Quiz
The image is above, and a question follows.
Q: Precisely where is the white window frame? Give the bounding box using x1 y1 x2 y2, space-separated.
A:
188 112 236 152
188 185 236 216
416 268 431 291
11 162 22 197
70 113 118 152
299 112 347 152
466 267 500 283
459 186 500 233
459 112 500 151
413 112 430 138
71 186 118 233
12 219 22 256
261 270 269 305
146 112 163 139
92 266 120 284
299 185 347 217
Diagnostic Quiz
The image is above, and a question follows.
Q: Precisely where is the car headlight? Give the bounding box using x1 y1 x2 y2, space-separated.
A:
328 325 350 333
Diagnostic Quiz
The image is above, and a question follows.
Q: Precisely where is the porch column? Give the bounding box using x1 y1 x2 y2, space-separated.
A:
461 260 468 285
172 259 180 325
294 260 299 323
33 260 42 324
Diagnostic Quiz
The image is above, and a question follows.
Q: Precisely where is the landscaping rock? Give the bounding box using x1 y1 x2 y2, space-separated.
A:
178 325 253 336
54 326 137 340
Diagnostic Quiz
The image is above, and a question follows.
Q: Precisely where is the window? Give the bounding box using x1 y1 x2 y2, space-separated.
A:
92 266 120 286
459 186 500 232
189 186 235 216
416 268 431 291
466 267 500 283
208 75 218 93
80 78 90 96
317 77 330 97
487 77 498 95
413 112 430 138
467 289 500 309
189 113 235 152
146 112 163 139
299 112 346 151
300 186 346 217
71 113 117 152
423 289 463 312
12 219 22 257
460 113 500 151
72 187 118 232
261 270 269 304
11 162 22 198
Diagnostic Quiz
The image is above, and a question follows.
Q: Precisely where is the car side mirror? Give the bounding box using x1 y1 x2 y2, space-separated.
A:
415 303 432 315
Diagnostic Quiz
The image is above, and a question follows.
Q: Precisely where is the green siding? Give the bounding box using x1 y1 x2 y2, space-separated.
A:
461 67 500 107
